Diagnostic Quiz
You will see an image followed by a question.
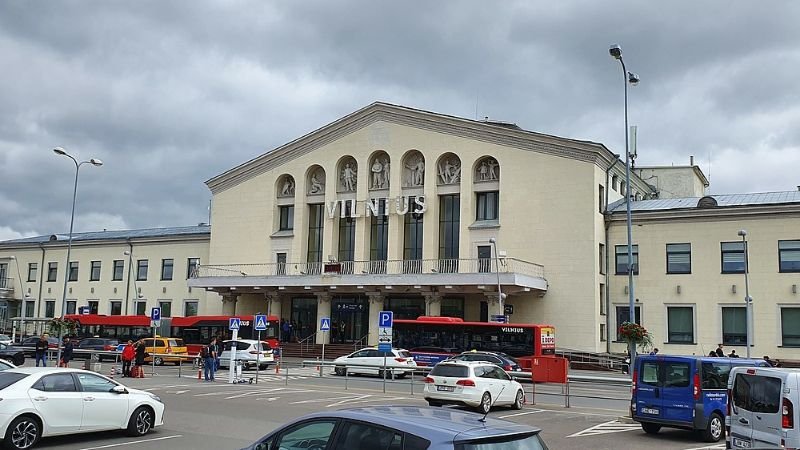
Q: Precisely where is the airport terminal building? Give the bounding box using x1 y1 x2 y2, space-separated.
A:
2 102 799 357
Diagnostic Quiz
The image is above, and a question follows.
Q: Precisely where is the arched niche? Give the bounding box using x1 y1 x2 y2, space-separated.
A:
401 150 425 188
473 156 500 183
436 153 462 186
336 156 358 193
368 151 390 190
276 174 296 198
306 165 326 195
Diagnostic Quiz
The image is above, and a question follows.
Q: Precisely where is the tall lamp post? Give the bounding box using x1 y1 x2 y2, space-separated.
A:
609 45 640 371
53 147 103 365
488 238 506 322
738 230 752 358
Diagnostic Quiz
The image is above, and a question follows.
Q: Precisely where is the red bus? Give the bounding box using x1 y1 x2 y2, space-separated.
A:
64 314 153 342
170 315 280 355
392 316 556 367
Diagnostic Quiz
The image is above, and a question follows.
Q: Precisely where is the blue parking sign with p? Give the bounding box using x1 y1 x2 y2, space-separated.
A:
150 307 160 321
379 311 393 328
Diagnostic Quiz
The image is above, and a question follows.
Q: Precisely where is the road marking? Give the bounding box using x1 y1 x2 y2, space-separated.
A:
567 420 641 437
327 396 409 407
498 409 546 419
225 388 285 399
292 395 360 404
79 434 182 450
683 445 725 450
172 390 189 395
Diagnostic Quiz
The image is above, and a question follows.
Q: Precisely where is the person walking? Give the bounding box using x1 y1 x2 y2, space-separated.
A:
281 319 290 343
60 338 74 367
121 340 135 377
34 334 49 367
203 338 217 381
134 341 147 377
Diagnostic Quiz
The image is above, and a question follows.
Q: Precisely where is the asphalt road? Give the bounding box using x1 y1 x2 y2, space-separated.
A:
17 363 726 450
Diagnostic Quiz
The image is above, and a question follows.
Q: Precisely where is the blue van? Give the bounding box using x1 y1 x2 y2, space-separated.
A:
631 355 769 442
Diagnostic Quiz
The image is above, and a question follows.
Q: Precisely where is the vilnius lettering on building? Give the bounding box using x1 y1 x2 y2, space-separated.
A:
326 196 427 219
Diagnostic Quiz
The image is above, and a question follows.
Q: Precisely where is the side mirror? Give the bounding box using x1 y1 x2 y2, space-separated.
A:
111 385 128 394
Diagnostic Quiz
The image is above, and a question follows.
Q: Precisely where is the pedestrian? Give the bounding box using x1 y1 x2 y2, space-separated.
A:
134 340 147 377
728 349 739 358
34 334 49 367
290 321 296 342
649 348 659 356
281 319 290 343
715 343 725 357
61 338 74 367
764 355 779 367
202 338 217 381
708 351 717 357
214 336 223 372
121 340 135 377
339 320 346 344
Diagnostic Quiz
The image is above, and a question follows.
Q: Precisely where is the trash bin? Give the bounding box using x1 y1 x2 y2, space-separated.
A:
83 359 102 373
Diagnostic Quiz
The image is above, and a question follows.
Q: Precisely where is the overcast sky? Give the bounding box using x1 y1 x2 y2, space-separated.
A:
1 1 798 241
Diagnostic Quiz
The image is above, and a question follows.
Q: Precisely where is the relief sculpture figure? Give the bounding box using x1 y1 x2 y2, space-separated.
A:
341 163 357 191
309 172 324 194
371 159 384 189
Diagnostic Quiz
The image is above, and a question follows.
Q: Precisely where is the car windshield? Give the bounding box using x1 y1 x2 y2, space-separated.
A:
0 372 29 390
168 339 185 347
458 432 547 450
430 364 469 378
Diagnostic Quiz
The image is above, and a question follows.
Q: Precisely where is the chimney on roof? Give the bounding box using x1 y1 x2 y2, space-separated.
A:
690 155 694 166
797 186 800 192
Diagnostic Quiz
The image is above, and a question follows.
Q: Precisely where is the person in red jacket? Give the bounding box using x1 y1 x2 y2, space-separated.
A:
121 340 136 377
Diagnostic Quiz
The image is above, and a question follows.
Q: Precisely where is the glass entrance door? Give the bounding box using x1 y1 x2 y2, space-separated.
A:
331 296 368 344
290 298 317 343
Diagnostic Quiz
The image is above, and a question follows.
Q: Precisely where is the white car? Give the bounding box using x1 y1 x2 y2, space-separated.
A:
0 359 15 371
218 339 274 370
332 348 418 378
424 360 525 413
0 336 11 346
0 367 165 450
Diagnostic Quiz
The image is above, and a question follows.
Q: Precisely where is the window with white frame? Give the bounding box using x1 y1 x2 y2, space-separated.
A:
615 245 639 275
666 306 694 344
666 243 691 274
781 307 800 347
184 301 198 317
158 301 172 318
134 301 147 316
110 301 122 315
721 241 745 273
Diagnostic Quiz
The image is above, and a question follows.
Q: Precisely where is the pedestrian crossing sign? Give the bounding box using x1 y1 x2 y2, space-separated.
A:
229 317 241 331
254 314 268 331
320 318 331 331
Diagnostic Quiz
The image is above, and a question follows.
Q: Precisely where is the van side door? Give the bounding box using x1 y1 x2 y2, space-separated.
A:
750 373 783 448
660 359 694 424
635 359 663 418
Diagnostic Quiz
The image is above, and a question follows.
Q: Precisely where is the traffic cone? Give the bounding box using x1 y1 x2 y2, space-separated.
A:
275 362 280 374
109 365 115 379
197 366 202 380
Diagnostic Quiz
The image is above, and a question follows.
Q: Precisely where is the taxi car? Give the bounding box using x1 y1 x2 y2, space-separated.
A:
135 337 188 366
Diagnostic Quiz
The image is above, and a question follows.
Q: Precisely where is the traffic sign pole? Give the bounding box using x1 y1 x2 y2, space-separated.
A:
319 317 331 378
228 317 241 384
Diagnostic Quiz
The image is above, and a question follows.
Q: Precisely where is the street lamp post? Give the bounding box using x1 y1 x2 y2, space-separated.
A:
488 238 506 322
609 45 640 372
53 147 102 365
738 230 752 359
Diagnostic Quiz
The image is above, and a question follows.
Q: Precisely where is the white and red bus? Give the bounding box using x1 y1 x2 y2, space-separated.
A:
64 314 152 343
170 315 280 355
392 316 556 367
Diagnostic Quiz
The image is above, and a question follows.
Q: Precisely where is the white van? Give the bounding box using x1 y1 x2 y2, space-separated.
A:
727 366 799 449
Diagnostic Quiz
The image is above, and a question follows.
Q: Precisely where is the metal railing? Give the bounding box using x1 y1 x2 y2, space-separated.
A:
297 334 315 356
353 333 369 352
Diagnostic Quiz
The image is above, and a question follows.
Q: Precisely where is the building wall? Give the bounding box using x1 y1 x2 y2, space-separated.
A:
635 167 707 199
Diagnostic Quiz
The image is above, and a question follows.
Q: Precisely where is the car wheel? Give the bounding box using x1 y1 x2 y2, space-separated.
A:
513 389 524 410
13 354 24 366
477 392 492 414
4 415 41 450
126 406 154 437
641 422 661 434
334 366 346 376
702 412 724 442
427 400 442 407
153 356 164 366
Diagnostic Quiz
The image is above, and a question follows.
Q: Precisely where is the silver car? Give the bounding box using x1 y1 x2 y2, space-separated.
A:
332 347 418 378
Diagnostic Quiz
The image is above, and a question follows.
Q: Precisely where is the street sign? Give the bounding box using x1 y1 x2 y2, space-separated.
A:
78 306 90 315
379 311 393 328
229 317 241 331
150 307 161 321
150 319 161 328
491 314 506 323
504 304 514 315
320 317 331 331
254 314 268 331
378 342 392 352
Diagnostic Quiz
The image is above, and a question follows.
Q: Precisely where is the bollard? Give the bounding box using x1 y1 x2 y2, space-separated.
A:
565 381 570 408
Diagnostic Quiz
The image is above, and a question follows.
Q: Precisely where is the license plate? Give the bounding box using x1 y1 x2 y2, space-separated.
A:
641 407 659 415
437 385 454 392
732 438 752 448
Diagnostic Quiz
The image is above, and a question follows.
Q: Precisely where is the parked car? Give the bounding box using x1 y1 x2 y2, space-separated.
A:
218 339 274 370
0 367 164 449
19 336 60 357
0 335 12 345
0 359 16 371
0 343 25 366
445 350 522 372
240 405 548 450
74 338 120 361
631 354 769 442
332 348 418 378
135 337 188 366
424 360 525 413
727 366 800 449
408 346 460 367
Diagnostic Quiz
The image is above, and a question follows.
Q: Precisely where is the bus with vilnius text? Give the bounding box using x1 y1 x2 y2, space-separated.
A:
392 316 555 368
170 315 280 355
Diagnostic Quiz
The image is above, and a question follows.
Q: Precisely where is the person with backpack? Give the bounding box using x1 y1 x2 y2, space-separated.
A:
121 340 136 377
203 338 217 381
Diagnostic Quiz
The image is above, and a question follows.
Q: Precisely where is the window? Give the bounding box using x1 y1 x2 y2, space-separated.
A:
184 301 198 317
187 258 199 278
781 308 800 347
159 301 172 318
639 361 659 386
110 301 122 315
47 262 57 282
88 301 99 314
161 259 174 281
599 283 606 315
599 243 606 275
733 373 782 413
476 191 499 221
276 253 287 276
369 198 389 274
307 204 324 268
76 373 116 393
612 175 619 192
27 263 37 282
275 421 336 450
600 323 607 342
666 243 691 274
279 205 294 231
136 259 148 281
25 301 35 318
68 261 79 282
441 298 464 318
667 306 694 344
779 240 800 272
66 301 76 315
112 260 124 281
663 362 690 387
135 301 147 316
721 241 746 273
403 197 424 274
615 245 639 275
478 245 491 273
34 373 77 392
599 184 605 213
722 307 747 346
615 305 641 341
338 202 356 270
702 361 732 389
90 261 101 281
439 194 460 273
335 422 403 450
45 301 55 318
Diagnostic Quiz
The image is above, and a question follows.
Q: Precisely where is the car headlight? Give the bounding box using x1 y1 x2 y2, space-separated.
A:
148 393 163 403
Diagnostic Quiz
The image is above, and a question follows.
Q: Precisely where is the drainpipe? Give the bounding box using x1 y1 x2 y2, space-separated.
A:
604 156 621 354
36 243 46 318
124 240 133 315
